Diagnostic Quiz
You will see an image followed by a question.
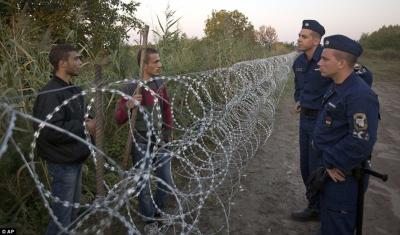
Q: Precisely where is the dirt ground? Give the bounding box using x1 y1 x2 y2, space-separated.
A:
202 62 400 234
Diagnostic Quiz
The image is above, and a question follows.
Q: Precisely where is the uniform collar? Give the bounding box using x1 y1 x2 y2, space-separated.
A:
333 72 357 96
300 44 323 63
311 45 323 62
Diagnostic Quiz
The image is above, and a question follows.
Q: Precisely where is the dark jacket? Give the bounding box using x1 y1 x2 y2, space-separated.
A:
33 76 90 164
292 45 332 110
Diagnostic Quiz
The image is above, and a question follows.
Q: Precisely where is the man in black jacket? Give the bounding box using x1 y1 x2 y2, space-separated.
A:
33 44 95 235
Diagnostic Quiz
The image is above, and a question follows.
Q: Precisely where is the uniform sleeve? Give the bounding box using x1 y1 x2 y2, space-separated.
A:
322 93 379 171
293 64 301 103
33 93 85 144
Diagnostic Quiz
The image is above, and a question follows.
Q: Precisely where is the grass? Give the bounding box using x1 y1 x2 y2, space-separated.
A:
359 50 400 80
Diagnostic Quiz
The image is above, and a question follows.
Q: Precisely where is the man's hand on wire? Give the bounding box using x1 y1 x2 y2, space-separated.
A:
126 94 142 109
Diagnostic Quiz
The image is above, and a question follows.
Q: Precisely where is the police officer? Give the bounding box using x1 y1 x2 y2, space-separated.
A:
354 63 373 87
313 35 380 235
291 20 331 221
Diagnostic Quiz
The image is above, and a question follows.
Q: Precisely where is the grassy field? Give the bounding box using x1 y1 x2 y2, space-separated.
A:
360 49 400 75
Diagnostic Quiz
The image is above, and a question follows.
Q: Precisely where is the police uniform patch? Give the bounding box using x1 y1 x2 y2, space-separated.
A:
295 67 304 72
353 113 369 140
353 113 368 131
353 130 370 141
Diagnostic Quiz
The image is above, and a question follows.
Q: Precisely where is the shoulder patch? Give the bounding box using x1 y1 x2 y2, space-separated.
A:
353 113 368 131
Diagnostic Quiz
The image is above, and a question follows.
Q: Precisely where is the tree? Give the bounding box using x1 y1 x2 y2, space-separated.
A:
1 0 143 52
359 25 400 50
255 25 278 49
204 9 255 42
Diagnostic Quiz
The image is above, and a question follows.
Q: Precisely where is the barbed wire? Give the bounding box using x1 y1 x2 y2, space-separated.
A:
0 52 296 234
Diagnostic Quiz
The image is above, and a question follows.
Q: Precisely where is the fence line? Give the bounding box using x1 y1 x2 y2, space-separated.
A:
0 52 296 234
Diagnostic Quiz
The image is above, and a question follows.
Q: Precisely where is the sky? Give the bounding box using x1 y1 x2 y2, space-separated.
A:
129 0 400 43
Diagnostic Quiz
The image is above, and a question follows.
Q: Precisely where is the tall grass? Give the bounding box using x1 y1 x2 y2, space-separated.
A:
0 12 138 233
0 17 53 234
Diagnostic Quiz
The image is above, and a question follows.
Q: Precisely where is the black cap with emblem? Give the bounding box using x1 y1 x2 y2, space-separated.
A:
323 34 363 57
302 20 325 37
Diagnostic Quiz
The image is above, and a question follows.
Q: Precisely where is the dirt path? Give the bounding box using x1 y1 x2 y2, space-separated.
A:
226 80 319 235
220 65 400 234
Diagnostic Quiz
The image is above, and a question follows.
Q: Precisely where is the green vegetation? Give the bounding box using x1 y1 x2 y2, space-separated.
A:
358 25 400 84
0 0 143 52
154 8 292 75
359 53 400 81
359 25 400 60
360 25 400 51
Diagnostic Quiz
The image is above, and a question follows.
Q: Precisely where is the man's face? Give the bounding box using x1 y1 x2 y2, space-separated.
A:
144 53 162 77
297 29 317 52
318 48 340 78
64 51 82 76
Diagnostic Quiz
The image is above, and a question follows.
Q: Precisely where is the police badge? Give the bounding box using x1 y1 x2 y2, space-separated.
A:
354 113 368 131
353 113 369 140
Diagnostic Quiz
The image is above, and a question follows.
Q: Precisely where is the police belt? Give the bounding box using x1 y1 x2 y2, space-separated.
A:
301 107 319 117
307 164 387 197
345 161 369 178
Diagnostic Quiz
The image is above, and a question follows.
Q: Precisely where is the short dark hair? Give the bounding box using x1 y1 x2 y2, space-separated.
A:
49 44 77 71
136 47 159 66
310 30 322 39
333 50 358 67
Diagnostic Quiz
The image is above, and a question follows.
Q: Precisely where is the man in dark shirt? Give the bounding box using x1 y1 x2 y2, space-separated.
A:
291 20 332 221
314 34 379 235
33 44 95 235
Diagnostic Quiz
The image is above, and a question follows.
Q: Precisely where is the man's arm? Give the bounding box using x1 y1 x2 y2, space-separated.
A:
115 94 142 125
292 64 302 113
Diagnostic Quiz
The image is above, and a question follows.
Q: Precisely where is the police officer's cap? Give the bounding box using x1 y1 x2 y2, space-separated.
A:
323 34 363 57
302 20 325 36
